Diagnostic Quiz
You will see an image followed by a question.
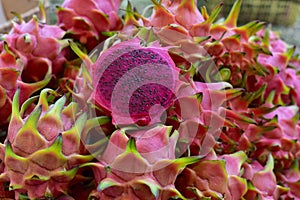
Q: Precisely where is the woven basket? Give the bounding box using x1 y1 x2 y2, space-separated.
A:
204 0 300 26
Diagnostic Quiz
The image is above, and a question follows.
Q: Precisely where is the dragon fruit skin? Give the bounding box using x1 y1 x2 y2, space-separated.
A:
0 88 108 199
175 151 249 199
175 151 288 199
93 0 121 30
278 159 300 199
67 32 243 198
242 155 291 199
248 28 299 107
0 49 19 130
123 0 269 92
63 1 271 197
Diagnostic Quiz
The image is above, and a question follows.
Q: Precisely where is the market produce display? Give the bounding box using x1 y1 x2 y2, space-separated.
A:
0 0 299 199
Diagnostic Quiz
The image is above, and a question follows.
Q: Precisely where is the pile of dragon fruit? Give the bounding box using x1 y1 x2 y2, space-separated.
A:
0 0 299 199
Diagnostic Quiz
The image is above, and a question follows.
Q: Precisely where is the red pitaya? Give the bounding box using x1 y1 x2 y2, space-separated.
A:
0 42 51 133
90 37 184 126
145 0 205 29
278 159 300 199
174 150 250 199
0 11 71 132
0 88 110 199
57 0 122 51
80 125 201 199
2 16 68 78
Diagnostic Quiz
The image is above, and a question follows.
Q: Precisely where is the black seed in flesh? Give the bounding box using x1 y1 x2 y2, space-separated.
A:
128 83 175 121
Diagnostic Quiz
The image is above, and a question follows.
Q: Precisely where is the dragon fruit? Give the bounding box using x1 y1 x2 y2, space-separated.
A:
0 42 52 133
1 15 68 79
278 159 300 199
66 28 241 199
249 28 300 107
0 88 110 199
175 151 248 199
144 0 205 29
0 10 69 131
57 0 122 51
79 125 201 199
90 37 185 126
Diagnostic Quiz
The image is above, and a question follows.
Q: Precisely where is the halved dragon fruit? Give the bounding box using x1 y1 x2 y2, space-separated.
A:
73 37 184 127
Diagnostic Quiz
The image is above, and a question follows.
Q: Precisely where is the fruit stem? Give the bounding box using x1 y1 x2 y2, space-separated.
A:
39 0 47 23
69 41 93 71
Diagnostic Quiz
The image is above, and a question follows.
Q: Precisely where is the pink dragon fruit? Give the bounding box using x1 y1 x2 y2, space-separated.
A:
241 154 291 199
0 42 52 133
145 0 205 29
57 0 122 51
90 37 185 126
122 0 268 88
80 125 201 199
251 31 296 106
2 16 68 79
277 159 300 199
0 88 109 199
175 151 248 199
